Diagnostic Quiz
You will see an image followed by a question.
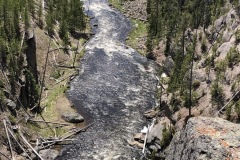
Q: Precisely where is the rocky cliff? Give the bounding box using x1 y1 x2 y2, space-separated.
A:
165 117 240 160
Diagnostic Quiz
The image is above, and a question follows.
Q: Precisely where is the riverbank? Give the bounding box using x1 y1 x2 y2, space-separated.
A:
109 0 148 56
28 26 89 136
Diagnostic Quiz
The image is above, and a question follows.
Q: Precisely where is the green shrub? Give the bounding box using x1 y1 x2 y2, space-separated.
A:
215 60 227 73
50 69 62 79
160 125 173 149
226 105 232 120
210 81 225 108
212 44 218 54
235 101 240 119
231 82 237 93
201 39 207 53
226 47 240 68
192 80 200 90
182 91 199 108
198 32 202 41
0 80 4 88
215 60 227 81
170 95 181 112
0 89 4 103
205 56 214 68
235 29 240 44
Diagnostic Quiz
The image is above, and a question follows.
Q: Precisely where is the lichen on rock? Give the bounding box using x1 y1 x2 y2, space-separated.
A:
165 117 240 160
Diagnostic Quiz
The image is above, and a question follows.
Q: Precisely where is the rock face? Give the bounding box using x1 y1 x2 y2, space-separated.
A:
146 122 164 154
25 29 38 82
39 149 59 160
165 117 240 160
62 112 84 123
122 0 147 21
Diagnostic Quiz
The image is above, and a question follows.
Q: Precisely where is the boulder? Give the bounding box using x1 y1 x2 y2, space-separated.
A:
165 117 240 160
216 41 234 60
15 155 25 160
6 99 16 110
133 133 145 143
39 149 59 160
26 29 34 40
214 15 224 31
147 122 164 145
144 109 158 119
222 29 233 42
163 56 174 74
128 140 144 149
62 112 84 123
146 117 172 155
192 69 207 82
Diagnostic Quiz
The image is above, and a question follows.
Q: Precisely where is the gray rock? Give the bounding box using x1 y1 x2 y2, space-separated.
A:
39 149 59 160
146 117 172 156
26 29 34 40
163 56 174 74
133 133 145 143
222 29 233 42
15 155 25 160
165 117 240 160
216 41 234 60
214 16 224 31
62 112 84 123
6 99 16 110
147 122 164 145
192 69 207 82
144 109 158 119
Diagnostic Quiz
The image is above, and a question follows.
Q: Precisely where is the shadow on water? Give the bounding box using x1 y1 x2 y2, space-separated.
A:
56 0 158 159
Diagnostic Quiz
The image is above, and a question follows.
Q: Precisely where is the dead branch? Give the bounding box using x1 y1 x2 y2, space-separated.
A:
40 122 95 149
7 127 32 160
42 139 77 145
217 90 240 115
3 120 14 160
56 65 75 69
60 122 95 140
28 119 70 126
18 128 44 160
0 151 11 160
54 75 73 85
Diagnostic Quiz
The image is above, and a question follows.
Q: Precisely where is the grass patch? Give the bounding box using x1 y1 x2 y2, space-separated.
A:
108 1 148 56
108 0 123 11
33 35 87 138
127 19 147 56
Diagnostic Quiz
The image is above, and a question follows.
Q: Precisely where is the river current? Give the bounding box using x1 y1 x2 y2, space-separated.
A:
57 0 158 159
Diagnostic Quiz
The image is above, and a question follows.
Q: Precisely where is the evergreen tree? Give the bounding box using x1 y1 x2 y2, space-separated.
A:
37 0 44 28
69 0 86 32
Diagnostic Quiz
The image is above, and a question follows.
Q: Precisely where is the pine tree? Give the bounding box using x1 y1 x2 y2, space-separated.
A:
24 3 31 31
69 0 86 33
46 0 54 35
37 0 44 28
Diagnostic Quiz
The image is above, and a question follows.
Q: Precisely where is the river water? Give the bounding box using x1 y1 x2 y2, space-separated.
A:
57 0 158 159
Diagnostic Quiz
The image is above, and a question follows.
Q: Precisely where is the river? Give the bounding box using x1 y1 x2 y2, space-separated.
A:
56 0 158 159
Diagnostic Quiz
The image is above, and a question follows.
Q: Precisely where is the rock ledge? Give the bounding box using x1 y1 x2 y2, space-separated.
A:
165 117 240 160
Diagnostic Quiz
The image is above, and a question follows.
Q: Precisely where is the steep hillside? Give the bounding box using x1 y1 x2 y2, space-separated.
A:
110 0 240 159
0 0 89 159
